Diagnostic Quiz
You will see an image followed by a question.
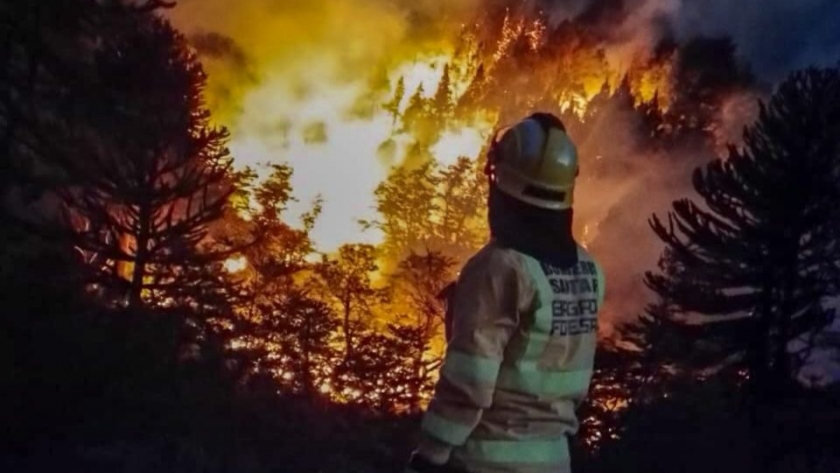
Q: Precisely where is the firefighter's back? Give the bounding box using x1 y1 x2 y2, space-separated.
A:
446 243 604 473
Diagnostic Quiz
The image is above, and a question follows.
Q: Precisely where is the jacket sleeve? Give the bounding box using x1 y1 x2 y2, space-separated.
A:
415 248 535 464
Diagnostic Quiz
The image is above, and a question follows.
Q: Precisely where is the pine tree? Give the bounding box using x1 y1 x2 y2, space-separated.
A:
583 81 612 122
637 92 667 150
432 64 453 118
644 68 840 401
382 76 405 127
667 36 753 142
455 64 487 119
391 250 456 411
255 290 339 397
401 84 427 132
1 0 175 189
9 15 236 309
315 244 386 359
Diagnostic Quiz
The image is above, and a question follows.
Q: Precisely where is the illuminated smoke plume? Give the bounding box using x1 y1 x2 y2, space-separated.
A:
167 0 834 326
168 0 676 247
169 0 490 251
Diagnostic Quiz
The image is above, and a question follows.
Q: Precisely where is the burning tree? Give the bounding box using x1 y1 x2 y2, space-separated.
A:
366 157 487 270
315 244 386 360
388 250 457 412
222 164 336 395
644 67 840 402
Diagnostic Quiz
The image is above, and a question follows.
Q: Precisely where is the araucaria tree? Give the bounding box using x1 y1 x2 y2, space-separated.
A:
14 15 235 309
644 67 840 398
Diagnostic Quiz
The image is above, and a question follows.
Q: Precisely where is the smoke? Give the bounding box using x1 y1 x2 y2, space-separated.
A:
564 0 680 62
166 0 833 328
582 152 706 331
671 0 840 81
567 93 711 330
169 0 489 251
557 0 840 80
170 0 419 124
535 0 838 327
187 31 257 120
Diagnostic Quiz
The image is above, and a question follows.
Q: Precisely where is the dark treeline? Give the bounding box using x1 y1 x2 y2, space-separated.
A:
2 2 840 473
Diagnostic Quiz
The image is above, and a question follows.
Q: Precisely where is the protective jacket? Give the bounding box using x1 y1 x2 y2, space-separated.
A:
416 239 605 473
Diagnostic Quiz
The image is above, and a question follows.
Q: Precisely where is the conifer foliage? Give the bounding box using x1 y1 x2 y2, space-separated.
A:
644 68 840 393
8 12 236 309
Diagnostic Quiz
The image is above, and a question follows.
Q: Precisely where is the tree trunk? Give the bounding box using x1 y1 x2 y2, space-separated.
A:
748 278 774 473
129 202 152 308
343 299 353 359
774 246 799 394
302 312 313 397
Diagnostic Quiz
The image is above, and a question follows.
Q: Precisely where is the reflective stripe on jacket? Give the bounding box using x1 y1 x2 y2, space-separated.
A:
418 240 605 473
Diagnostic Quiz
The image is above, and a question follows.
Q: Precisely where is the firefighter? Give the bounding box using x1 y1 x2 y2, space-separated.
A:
406 112 605 473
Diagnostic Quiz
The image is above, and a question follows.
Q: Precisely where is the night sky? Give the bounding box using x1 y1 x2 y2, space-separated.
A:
672 0 840 81
546 0 840 81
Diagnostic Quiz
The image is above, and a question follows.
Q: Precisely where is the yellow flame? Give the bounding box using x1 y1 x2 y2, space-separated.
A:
171 3 675 252
224 255 248 273
433 124 493 164
396 56 448 101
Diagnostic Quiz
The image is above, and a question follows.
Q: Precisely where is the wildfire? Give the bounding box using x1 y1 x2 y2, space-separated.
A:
170 1 676 252
159 1 737 437
432 125 493 164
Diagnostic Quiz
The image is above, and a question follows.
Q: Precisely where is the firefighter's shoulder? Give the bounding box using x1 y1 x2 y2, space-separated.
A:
458 241 535 296
578 244 602 271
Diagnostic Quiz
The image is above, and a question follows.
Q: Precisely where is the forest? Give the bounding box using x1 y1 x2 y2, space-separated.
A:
2 1 840 472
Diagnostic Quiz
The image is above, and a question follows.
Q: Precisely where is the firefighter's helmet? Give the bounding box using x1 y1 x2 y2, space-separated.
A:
485 112 579 210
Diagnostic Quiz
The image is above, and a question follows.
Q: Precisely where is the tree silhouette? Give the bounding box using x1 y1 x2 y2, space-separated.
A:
1 0 171 198
253 290 339 398
315 244 385 359
644 68 840 468
455 64 487 119
365 158 487 270
8 15 237 309
667 36 754 143
401 84 428 134
365 162 440 263
390 250 457 411
432 64 453 118
219 164 328 390
383 76 405 127
436 157 488 260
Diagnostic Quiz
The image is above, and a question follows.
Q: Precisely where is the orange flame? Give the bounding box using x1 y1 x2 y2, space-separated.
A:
171 3 676 251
